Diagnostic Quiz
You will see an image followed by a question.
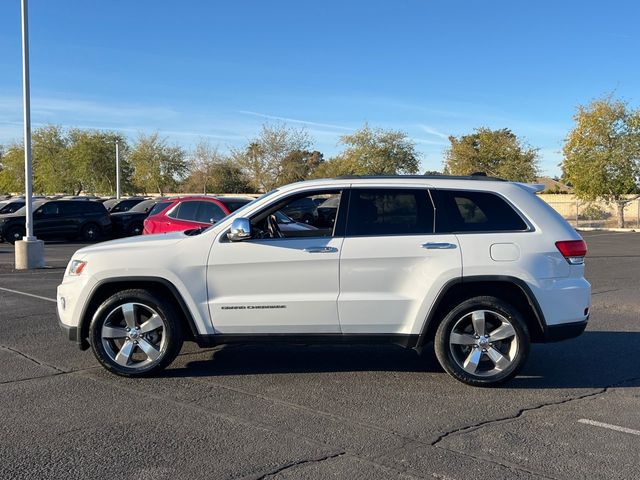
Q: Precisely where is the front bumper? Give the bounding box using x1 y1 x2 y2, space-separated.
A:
57 303 89 349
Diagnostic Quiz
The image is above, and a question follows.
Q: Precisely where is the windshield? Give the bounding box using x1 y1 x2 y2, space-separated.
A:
103 199 118 210
223 190 278 218
191 190 279 235
129 199 157 213
148 201 172 216
13 200 47 215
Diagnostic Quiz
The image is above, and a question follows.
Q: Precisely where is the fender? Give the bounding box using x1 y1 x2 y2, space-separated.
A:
416 275 548 347
79 276 203 348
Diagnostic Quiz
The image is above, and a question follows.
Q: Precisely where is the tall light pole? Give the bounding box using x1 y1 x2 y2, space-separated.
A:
15 0 45 269
21 0 34 240
115 139 121 199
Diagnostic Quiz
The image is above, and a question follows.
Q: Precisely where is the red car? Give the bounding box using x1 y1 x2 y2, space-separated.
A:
143 196 253 235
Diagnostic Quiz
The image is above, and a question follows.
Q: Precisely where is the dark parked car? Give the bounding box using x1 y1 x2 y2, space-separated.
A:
103 197 147 213
281 197 318 224
0 200 111 244
0 199 25 215
316 195 340 227
110 198 168 237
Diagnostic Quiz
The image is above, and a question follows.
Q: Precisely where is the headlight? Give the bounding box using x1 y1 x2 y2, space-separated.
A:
68 259 87 276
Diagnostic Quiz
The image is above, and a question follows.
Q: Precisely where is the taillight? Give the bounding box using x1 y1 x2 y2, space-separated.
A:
556 240 587 265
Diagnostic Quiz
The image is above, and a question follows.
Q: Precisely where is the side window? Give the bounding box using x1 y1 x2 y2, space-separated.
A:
60 202 82 215
38 202 61 216
251 190 342 238
168 201 199 221
346 189 434 236
435 190 528 232
195 201 226 224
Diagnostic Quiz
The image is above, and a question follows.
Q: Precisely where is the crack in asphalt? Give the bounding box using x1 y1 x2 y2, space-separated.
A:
251 451 347 480
0 344 67 373
430 388 607 447
591 288 622 295
430 376 640 479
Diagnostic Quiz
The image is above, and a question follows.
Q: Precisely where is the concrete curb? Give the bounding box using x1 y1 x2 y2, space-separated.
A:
577 227 639 233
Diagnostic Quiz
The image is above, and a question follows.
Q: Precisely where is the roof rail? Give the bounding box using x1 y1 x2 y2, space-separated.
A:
334 174 505 181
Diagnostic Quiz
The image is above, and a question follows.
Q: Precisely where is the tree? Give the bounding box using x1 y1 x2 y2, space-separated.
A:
233 124 312 191
68 129 131 195
207 161 253 193
562 96 640 228
0 144 25 193
182 141 252 193
32 125 74 194
444 128 538 182
181 141 224 193
129 133 188 195
279 150 324 184
314 124 420 177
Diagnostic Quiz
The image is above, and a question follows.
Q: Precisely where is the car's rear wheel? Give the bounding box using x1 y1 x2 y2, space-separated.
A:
434 296 529 386
128 222 143 236
81 223 101 242
89 289 183 376
5 227 25 245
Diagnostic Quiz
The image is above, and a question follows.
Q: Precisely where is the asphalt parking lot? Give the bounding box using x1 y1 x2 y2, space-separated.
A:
1 232 639 480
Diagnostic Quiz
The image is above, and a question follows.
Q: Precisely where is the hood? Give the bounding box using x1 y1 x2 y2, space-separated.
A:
75 231 187 256
0 212 25 220
110 211 147 219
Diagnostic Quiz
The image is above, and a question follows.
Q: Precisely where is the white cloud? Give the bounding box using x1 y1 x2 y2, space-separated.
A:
238 110 352 132
419 124 449 140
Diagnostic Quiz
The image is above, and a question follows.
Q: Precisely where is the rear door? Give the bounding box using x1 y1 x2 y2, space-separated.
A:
338 187 462 334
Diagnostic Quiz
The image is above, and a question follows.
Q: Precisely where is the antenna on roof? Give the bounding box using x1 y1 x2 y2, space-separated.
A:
470 172 487 177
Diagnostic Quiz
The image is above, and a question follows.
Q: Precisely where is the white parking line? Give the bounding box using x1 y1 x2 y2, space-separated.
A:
578 419 640 436
0 287 56 303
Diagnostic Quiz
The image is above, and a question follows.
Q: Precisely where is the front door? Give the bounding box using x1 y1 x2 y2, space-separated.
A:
207 189 346 334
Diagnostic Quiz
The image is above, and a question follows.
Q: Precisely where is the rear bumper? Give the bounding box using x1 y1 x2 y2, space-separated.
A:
544 318 588 342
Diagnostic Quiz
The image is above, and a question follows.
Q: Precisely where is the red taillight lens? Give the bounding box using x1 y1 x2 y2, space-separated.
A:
556 240 587 264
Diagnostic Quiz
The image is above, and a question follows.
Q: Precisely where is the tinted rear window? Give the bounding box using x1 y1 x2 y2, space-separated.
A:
168 201 199 221
434 190 528 232
346 188 434 236
195 201 226 223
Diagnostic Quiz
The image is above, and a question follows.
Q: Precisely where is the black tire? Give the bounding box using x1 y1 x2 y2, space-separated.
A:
5 227 25 245
89 289 184 377
128 222 143 236
81 223 101 242
434 296 530 387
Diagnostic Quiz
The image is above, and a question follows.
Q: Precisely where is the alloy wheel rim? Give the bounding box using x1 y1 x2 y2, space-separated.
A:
448 309 519 378
101 302 167 369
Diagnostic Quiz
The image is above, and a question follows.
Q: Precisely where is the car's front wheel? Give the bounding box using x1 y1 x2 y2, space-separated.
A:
5 226 25 244
89 289 183 376
81 223 101 242
434 296 529 386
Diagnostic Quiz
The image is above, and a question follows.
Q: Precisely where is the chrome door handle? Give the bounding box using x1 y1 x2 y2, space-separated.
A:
304 246 338 253
422 242 457 249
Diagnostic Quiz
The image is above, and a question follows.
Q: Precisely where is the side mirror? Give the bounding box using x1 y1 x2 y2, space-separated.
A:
227 217 251 242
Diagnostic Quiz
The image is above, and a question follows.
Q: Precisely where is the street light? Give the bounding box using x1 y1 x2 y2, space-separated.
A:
115 139 121 199
15 0 45 269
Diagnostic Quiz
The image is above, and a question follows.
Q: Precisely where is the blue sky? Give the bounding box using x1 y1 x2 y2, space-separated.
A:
1 0 638 176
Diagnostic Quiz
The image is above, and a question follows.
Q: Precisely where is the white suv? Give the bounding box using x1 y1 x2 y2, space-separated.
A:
57 176 590 386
